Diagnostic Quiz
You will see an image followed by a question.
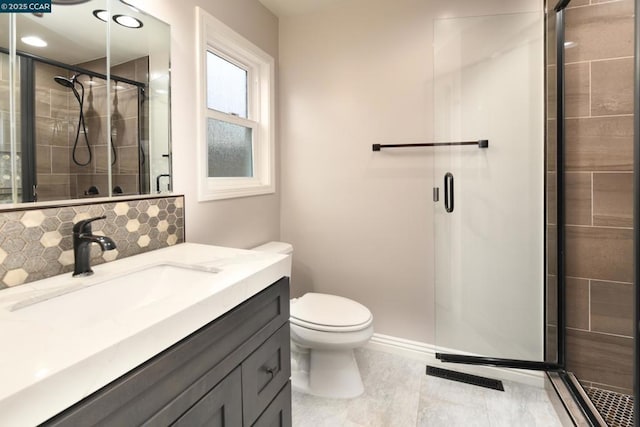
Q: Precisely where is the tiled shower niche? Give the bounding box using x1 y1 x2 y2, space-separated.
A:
0 195 184 289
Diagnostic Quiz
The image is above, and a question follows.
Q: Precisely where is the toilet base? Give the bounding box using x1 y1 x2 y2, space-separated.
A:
291 347 365 399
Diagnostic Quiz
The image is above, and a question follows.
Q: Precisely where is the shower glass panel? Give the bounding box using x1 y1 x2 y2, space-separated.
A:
0 14 18 203
14 0 109 201
1 15 21 203
433 12 545 361
0 50 10 202
545 6 559 366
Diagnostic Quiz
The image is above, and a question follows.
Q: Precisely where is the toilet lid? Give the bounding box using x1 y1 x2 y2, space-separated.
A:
290 293 372 330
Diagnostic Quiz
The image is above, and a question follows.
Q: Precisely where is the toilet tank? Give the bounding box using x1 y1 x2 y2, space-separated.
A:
251 241 293 255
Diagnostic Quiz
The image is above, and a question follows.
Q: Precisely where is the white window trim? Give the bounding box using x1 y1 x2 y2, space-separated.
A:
196 7 275 201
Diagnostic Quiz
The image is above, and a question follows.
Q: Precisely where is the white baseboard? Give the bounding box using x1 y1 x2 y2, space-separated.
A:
365 333 546 389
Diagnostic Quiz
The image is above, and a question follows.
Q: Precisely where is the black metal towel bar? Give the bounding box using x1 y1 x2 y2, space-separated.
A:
372 140 489 151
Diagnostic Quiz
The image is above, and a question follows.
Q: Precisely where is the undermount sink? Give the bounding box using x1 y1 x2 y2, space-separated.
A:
9 262 221 322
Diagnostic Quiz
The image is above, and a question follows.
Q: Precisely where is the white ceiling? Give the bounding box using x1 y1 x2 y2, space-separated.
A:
0 1 167 67
258 0 343 17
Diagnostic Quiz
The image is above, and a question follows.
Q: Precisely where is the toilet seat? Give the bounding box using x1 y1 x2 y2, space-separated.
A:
291 293 373 332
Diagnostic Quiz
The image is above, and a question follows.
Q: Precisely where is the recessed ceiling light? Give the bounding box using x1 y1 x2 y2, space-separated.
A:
113 14 143 29
92 9 108 22
93 9 143 29
21 36 47 48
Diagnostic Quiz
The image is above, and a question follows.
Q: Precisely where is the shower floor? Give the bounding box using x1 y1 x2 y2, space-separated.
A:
585 386 633 427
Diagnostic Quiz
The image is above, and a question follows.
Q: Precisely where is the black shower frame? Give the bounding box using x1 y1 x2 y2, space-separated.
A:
543 0 639 423
554 0 639 423
633 0 640 424
0 47 147 89
548 3 640 424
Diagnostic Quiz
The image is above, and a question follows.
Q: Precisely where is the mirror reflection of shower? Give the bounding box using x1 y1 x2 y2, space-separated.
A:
31 58 150 201
53 73 92 166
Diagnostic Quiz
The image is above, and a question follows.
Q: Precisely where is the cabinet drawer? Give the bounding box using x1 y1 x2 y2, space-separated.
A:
252 382 292 427
242 324 291 426
172 368 242 427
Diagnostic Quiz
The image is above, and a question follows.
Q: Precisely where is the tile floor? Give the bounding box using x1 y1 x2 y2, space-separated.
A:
292 348 564 427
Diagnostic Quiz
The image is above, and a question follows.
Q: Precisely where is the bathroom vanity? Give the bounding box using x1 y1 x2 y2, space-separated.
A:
0 243 291 426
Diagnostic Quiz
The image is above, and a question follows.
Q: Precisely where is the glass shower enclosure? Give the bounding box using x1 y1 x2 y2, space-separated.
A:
430 2 639 425
432 11 548 364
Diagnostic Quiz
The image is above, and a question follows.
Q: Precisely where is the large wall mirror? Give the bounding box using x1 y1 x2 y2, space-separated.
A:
0 0 171 205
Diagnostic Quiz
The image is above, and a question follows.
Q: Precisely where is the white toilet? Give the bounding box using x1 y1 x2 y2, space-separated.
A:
252 241 374 399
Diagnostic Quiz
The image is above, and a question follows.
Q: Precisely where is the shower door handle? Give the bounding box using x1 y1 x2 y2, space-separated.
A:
444 172 454 213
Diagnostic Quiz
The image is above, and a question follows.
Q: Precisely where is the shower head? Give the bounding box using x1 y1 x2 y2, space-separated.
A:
53 76 76 89
53 74 85 107
53 74 84 99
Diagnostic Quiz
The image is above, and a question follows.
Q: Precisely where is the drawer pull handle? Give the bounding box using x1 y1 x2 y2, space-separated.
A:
265 366 278 379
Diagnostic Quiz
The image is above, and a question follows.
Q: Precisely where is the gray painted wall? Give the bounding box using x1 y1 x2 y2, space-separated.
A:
278 0 542 343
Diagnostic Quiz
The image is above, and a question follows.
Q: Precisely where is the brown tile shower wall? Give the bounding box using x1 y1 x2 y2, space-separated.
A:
0 195 184 289
562 0 634 395
35 61 75 201
111 57 149 196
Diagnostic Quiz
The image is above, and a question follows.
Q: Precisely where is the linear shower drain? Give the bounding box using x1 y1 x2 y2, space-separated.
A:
426 366 504 391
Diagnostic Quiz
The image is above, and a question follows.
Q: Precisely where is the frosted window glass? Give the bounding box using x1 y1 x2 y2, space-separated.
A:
206 51 247 118
207 118 253 177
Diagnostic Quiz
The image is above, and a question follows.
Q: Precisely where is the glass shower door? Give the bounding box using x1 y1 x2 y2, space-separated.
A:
433 12 548 364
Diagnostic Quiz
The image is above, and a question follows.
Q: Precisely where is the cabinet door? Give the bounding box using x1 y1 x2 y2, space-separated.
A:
172 368 242 427
242 325 291 425
252 382 292 427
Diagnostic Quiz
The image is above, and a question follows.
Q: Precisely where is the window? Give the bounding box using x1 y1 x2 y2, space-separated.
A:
196 8 275 201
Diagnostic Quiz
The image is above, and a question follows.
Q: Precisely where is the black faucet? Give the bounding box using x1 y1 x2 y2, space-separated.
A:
73 216 117 277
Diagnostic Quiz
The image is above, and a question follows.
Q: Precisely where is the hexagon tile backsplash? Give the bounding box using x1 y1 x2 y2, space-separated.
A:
0 196 185 289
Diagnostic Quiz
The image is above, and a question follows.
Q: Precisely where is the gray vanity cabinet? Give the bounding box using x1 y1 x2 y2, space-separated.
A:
42 278 291 427
242 325 291 425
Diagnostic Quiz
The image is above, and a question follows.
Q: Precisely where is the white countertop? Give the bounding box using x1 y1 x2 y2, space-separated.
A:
0 243 291 426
